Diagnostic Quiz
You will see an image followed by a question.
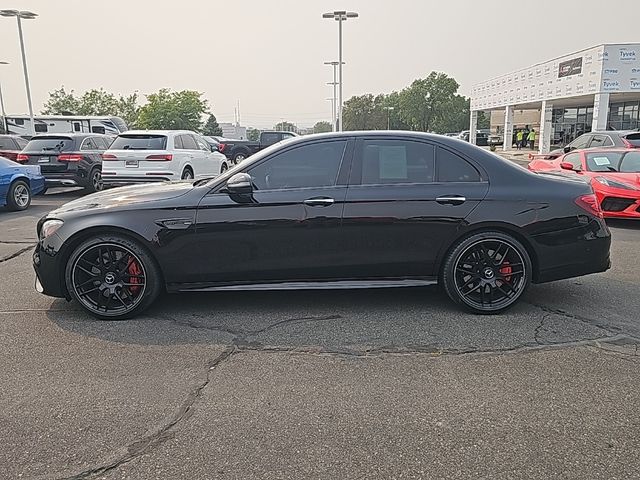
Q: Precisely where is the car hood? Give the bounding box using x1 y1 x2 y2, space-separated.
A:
51 181 196 215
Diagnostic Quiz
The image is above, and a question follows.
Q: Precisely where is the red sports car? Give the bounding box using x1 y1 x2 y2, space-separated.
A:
528 148 640 219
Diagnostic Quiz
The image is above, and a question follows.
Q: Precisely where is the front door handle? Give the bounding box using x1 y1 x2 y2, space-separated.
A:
436 195 466 206
303 197 335 207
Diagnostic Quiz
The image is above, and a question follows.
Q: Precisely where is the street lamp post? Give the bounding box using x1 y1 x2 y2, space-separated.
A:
1 9 38 136
322 11 358 132
0 61 8 134
324 61 344 132
384 106 395 130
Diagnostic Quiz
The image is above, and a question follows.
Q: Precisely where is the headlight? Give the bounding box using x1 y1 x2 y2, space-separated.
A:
41 219 63 239
594 177 639 191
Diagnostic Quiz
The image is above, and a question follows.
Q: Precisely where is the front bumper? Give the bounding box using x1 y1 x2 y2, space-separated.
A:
32 235 69 299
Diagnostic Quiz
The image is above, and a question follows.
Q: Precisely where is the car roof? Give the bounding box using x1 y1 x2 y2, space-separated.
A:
572 147 638 154
29 133 111 139
119 130 197 136
589 130 638 136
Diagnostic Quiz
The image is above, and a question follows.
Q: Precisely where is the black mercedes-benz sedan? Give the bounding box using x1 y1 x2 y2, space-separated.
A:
33 131 611 319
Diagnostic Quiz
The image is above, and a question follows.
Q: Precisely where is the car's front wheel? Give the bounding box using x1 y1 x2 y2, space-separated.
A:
441 231 532 314
65 235 162 320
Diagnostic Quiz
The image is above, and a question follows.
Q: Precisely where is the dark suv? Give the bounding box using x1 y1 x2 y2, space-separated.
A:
547 130 640 159
18 134 112 192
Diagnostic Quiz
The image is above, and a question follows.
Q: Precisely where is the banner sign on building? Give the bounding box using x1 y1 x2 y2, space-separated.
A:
558 58 583 78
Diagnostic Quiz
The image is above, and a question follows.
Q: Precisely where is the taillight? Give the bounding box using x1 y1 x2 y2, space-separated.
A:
16 154 29 162
145 154 173 161
101 153 118 161
218 143 226 153
575 194 604 218
57 154 83 162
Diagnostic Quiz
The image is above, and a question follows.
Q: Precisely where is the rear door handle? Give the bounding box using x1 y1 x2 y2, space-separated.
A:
303 197 335 207
436 195 466 206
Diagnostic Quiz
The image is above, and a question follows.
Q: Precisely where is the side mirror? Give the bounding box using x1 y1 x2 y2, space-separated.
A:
226 172 252 195
560 162 579 171
563 146 572 153
210 144 220 152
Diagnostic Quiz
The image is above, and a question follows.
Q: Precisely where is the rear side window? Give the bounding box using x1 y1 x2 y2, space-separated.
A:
623 133 640 147
589 135 608 148
261 133 281 146
359 139 435 185
81 137 98 150
15 137 28 149
181 135 198 150
110 135 167 150
24 137 74 153
0 137 17 150
437 147 481 182
173 136 184 149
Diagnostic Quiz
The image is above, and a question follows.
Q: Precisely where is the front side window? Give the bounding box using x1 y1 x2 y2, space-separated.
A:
570 135 590 150
437 147 481 182
249 140 347 190
359 139 435 185
195 136 210 151
181 134 198 150
563 152 583 169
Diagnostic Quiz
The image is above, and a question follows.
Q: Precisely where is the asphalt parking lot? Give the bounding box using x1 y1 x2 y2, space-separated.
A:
1 188 639 479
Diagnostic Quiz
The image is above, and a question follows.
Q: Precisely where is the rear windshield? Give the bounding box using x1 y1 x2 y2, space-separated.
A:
0 137 16 150
623 132 640 147
24 137 74 153
110 134 167 150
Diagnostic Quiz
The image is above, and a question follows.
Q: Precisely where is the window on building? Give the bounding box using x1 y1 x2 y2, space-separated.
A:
34 124 48 133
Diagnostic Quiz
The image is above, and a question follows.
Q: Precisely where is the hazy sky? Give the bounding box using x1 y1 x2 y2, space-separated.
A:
1 0 639 128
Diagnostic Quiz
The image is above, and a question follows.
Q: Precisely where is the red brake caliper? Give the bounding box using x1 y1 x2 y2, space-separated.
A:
499 261 512 283
127 257 142 295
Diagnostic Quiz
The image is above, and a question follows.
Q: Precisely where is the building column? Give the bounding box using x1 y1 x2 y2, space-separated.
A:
469 110 478 145
503 105 514 151
538 101 553 154
592 92 610 131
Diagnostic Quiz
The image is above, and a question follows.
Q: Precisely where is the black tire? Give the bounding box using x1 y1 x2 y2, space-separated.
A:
84 167 103 193
232 151 248 164
441 231 532 314
220 162 228 174
6 180 31 211
65 235 163 320
181 167 194 180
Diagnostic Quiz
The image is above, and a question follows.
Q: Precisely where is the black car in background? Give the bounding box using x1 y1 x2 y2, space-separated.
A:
0 134 28 162
33 132 611 320
220 130 298 164
547 130 640 159
18 133 112 193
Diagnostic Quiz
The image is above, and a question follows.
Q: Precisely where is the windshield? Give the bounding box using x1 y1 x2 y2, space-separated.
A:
110 134 167 150
24 137 74 153
585 151 640 172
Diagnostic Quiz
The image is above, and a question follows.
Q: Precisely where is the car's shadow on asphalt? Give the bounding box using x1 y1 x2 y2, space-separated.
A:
606 219 640 231
45 283 616 354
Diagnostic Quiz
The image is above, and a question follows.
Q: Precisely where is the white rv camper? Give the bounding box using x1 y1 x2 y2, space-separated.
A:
5 115 128 137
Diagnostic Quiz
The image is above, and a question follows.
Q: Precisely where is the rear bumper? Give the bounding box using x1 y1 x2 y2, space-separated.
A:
103 176 171 186
42 171 88 188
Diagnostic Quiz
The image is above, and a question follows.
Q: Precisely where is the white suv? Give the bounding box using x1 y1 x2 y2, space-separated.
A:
101 130 228 186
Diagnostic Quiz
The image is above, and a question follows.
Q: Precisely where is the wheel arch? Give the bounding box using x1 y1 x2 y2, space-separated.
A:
437 222 540 282
57 225 166 298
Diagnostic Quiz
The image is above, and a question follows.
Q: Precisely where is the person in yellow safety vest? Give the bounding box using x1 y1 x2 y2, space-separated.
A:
527 129 536 150
516 130 524 150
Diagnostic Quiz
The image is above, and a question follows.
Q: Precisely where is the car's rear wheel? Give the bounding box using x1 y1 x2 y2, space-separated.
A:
220 162 228 174
233 152 247 164
6 180 31 211
181 167 193 180
85 168 103 193
442 231 531 314
65 235 162 320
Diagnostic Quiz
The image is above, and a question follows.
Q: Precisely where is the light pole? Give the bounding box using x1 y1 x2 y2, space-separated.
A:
384 106 395 130
326 98 335 128
0 61 8 134
1 9 38 136
322 11 358 132
324 61 344 132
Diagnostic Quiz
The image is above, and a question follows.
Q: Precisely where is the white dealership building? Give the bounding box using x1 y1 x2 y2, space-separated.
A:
470 43 640 153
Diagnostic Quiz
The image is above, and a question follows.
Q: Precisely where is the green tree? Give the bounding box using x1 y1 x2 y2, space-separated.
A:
477 111 490 129
247 128 260 141
313 121 332 134
274 121 296 133
342 94 387 131
203 114 223 136
42 87 140 128
137 89 208 131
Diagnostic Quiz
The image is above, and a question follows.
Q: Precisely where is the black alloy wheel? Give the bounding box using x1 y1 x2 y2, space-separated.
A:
65 236 161 319
442 232 531 314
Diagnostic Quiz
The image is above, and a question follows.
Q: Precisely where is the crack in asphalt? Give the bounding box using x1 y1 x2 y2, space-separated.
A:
533 313 550 345
0 239 36 244
0 245 34 263
55 346 236 480
526 302 618 336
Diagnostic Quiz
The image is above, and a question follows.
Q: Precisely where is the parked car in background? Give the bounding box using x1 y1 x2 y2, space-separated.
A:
528 148 640 219
0 156 45 211
0 135 29 162
545 130 640 159
458 130 490 146
18 133 112 193
220 130 298 164
34 131 611 319
101 130 228 186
